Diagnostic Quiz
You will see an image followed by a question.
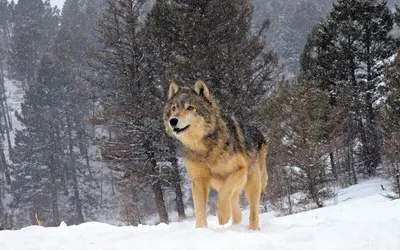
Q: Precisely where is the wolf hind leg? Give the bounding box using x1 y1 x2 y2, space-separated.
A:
245 169 262 230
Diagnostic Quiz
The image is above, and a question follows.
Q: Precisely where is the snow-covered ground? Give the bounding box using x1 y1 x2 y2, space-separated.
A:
0 178 399 250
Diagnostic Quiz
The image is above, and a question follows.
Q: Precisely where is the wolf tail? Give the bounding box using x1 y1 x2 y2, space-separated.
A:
259 143 268 192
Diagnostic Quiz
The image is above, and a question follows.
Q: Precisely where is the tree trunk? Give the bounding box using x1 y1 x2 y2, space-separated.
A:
110 170 115 195
5 97 12 129
67 115 84 224
75 117 94 180
329 152 338 180
146 139 169 224
345 137 358 185
306 167 323 208
129 185 141 226
351 157 358 185
152 181 169 224
169 143 186 219
0 70 12 154
85 148 94 180
0 70 10 185
174 181 186 220
71 169 84 224
60 168 69 196
364 94 380 176
396 168 400 197
286 175 293 214
0 143 10 186
357 101 380 177
364 29 380 176
0 177 3 208
49 155 60 226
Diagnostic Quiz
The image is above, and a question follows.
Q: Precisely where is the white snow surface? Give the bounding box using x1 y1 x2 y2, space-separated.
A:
1 178 399 250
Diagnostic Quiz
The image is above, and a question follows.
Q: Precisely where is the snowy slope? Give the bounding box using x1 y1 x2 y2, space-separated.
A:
4 78 23 153
0 178 399 250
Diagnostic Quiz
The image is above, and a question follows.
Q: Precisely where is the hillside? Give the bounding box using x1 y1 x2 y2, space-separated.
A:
1 178 399 250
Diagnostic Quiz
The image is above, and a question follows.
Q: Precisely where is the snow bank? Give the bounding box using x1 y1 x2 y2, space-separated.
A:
0 178 399 250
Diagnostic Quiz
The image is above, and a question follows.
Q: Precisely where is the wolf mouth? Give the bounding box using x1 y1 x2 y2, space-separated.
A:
173 125 190 134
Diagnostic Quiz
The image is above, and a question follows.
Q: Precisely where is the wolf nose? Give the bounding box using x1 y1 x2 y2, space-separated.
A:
169 118 179 127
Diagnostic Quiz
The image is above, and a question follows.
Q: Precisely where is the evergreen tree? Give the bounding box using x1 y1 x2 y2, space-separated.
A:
0 0 11 58
252 0 333 74
300 0 397 176
139 0 279 218
144 0 280 120
53 0 93 164
381 49 400 198
12 54 69 226
55 0 88 65
9 0 104 228
91 0 171 224
0 0 14 230
395 6 400 27
261 80 335 211
8 0 59 86
11 54 97 227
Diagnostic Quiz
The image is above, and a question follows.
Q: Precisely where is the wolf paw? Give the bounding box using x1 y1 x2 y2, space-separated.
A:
218 212 231 225
195 222 208 228
232 210 242 224
248 224 260 230
217 196 231 225
248 217 260 230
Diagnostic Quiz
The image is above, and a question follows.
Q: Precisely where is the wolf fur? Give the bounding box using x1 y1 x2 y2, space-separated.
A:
163 80 268 230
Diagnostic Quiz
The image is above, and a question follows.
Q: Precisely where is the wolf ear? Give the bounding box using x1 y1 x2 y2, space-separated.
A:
168 81 180 100
194 80 210 100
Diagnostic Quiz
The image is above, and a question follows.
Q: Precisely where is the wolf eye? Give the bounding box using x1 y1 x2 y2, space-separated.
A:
187 105 195 111
172 106 176 112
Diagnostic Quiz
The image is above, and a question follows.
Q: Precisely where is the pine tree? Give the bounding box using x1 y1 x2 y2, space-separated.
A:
54 0 88 65
53 0 93 171
10 0 104 227
0 0 14 230
51 0 109 223
300 0 397 176
395 6 400 27
12 54 69 226
252 0 333 74
140 0 188 220
381 49 400 198
0 0 11 57
8 0 59 86
144 0 279 120
140 0 280 218
261 80 335 211
90 0 171 224
11 53 97 226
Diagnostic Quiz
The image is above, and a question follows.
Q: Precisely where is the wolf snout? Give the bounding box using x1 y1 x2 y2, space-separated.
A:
169 118 179 127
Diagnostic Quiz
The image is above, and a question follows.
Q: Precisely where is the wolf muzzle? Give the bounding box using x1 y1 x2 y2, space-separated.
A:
169 118 190 134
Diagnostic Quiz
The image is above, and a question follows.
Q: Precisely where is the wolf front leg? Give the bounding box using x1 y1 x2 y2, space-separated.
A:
231 189 243 225
186 160 211 228
191 178 210 228
217 165 247 226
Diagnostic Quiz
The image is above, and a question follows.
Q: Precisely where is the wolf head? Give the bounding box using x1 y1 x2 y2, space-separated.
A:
163 80 219 147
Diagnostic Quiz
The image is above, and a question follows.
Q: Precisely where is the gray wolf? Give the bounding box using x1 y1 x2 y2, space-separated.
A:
163 80 268 230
